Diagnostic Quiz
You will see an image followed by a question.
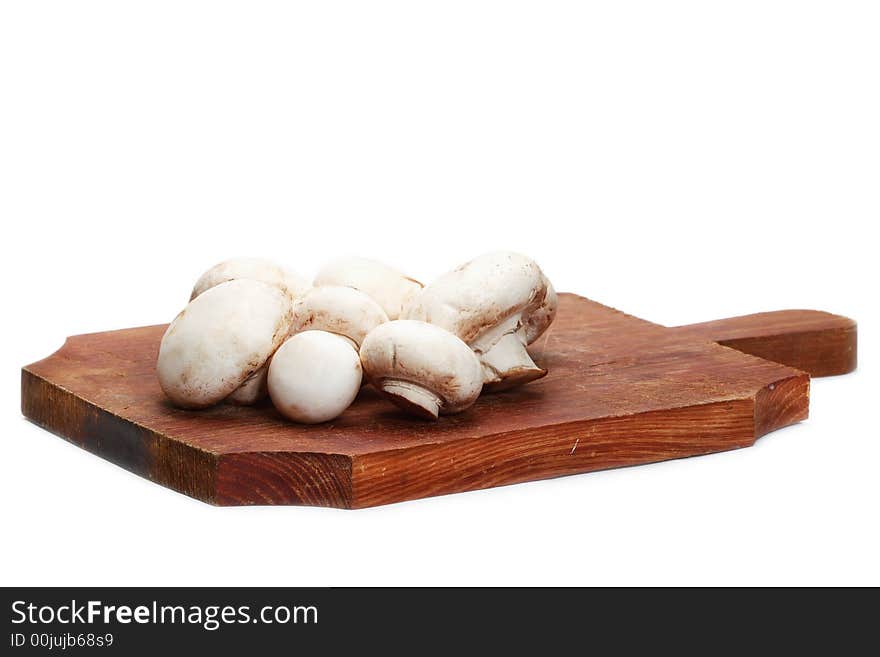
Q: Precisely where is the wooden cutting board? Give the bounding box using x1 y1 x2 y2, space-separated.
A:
21 294 856 508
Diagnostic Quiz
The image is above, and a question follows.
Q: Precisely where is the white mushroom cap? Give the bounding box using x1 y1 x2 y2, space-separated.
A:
190 257 309 301
290 286 388 348
405 251 549 389
158 279 293 409
313 256 422 320
268 331 362 424
524 277 557 345
281 267 312 299
359 320 483 420
189 258 309 405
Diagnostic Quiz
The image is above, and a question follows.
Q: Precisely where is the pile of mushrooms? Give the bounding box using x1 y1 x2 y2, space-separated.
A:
157 252 556 422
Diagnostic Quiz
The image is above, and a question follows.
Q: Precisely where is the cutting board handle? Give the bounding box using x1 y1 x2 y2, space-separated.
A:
673 310 857 377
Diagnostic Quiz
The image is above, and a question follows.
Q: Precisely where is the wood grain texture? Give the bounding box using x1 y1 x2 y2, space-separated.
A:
21 294 853 508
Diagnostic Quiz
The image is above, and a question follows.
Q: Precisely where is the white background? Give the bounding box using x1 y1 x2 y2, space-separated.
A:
1 2 877 586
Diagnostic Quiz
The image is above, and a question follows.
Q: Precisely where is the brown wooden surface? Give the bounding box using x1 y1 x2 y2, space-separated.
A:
673 310 857 376
20 294 856 508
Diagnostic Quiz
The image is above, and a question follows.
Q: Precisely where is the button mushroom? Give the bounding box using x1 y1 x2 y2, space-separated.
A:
313 256 422 320
264 286 388 422
189 257 309 404
479 276 558 392
157 279 294 409
405 251 553 391
290 285 389 349
359 320 483 420
190 257 310 301
268 331 362 424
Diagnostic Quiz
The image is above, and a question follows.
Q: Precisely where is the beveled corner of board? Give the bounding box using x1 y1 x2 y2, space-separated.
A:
753 372 810 438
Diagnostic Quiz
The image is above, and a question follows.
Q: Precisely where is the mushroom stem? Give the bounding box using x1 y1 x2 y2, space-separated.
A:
480 332 547 390
378 379 443 420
